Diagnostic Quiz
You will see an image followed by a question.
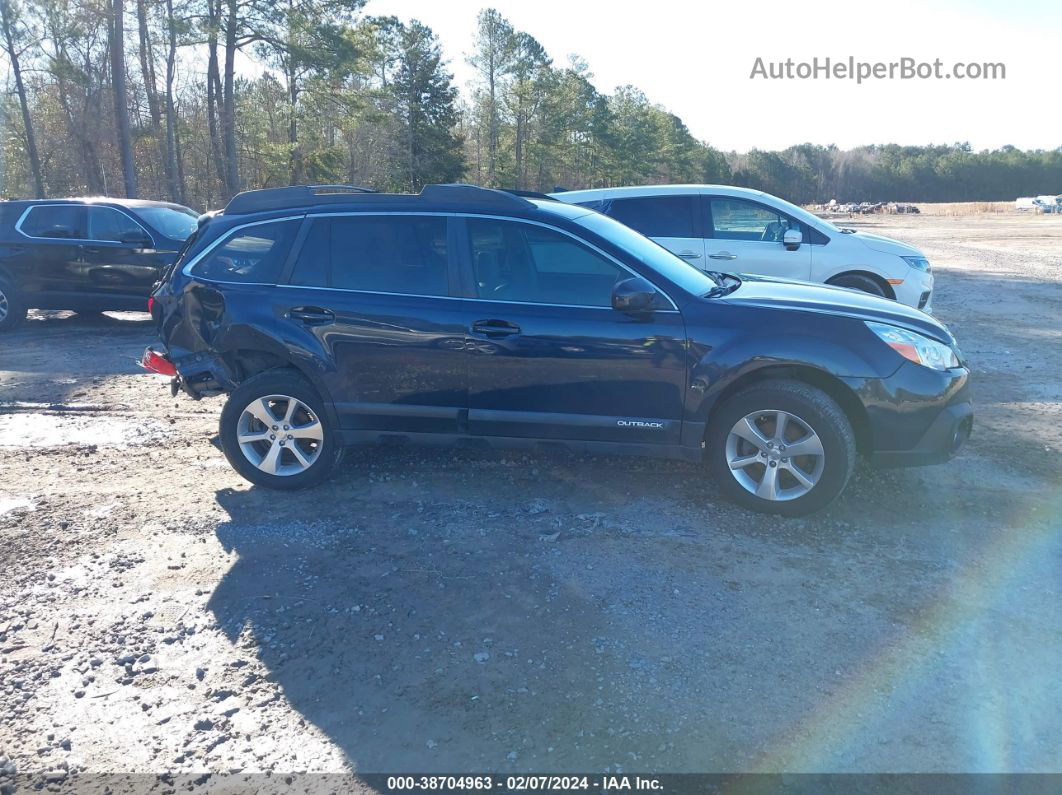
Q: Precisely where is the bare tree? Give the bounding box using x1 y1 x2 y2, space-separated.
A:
163 0 184 201
467 9 513 187
220 0 238 195
0 0 45 197
110 0 138 196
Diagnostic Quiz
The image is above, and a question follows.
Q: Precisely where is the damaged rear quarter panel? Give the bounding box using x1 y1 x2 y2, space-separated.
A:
168 280 336 407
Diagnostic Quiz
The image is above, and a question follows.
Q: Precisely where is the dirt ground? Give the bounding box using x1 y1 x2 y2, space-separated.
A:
1 212 1060 788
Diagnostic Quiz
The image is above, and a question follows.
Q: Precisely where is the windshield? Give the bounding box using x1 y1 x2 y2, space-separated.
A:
572 211 719 297
137 206 199 241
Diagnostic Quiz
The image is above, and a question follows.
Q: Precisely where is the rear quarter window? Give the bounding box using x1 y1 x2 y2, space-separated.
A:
20 205 86 239
189 219 300 284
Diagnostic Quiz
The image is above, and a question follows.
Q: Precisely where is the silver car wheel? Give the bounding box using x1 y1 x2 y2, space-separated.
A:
0 288 8 322
236 394 324 476
725 409 825 501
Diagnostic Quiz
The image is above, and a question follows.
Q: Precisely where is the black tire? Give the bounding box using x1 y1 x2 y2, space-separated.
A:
705 380 856 516
0 276 27 331
827 273 886 298
219 369 340 490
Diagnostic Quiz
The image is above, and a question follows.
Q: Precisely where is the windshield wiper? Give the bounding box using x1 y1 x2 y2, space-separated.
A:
704 272 741 298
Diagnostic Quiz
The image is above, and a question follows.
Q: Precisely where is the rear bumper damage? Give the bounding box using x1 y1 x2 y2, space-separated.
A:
139 345 234 400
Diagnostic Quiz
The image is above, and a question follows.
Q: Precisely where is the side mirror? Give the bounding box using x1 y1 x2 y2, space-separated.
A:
783 229 803 251
120 231 153 247
612 277 658 315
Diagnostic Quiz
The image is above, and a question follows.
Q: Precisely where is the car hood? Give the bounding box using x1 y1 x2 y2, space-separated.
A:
849 231 923 257
719 274 955 344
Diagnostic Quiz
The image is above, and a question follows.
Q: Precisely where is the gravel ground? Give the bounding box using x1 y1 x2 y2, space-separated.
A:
1 212 1060 788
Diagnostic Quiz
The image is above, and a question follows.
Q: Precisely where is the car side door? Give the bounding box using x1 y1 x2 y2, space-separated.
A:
14 204 88 295
702 196 812 281
279 213 469 434
602 195 706 267
81 206 165 298
457 215 687 445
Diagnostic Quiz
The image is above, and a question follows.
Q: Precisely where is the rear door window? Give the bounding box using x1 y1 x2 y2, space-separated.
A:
20 205 86 239
602 196 695 238
190 219 300 283
328 215 449 296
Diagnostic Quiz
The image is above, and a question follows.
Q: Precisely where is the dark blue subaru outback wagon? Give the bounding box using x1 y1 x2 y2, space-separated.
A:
145 184 971 516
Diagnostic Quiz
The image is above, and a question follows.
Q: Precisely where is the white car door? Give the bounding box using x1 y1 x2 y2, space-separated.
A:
704 196 812 280
603 195 706 268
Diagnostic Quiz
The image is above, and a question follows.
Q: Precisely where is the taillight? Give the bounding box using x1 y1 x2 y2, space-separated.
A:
147 296 155 314
140 349 177 377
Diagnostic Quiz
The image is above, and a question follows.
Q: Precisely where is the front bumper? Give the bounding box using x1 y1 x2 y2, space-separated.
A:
893 269 934 312
869 400 972 467
846 360 972 468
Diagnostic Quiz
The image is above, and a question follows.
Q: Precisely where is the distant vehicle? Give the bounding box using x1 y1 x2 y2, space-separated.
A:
143 184 971 516
1035 195 1062 214
0 197 199 330
1016 196 1061 213
551 185 935 311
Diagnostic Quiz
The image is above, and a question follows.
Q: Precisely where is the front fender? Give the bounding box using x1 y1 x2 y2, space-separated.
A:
683 321 896 426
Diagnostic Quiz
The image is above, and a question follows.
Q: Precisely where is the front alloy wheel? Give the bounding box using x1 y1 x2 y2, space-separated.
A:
706 380 855 516
726 410 825 501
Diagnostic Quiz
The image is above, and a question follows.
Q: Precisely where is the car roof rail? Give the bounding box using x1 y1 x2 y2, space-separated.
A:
223 183 536 216
224 184 377 215
499 188 558 201
419 183 535 209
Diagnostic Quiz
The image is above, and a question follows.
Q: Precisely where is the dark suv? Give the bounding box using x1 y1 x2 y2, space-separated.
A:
0 197 199 330
145 184 972 515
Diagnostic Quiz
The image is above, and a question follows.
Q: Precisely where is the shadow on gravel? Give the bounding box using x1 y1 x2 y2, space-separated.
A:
204 473 632 771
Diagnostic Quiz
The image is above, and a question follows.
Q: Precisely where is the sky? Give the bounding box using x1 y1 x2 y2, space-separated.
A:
363 0 1062 153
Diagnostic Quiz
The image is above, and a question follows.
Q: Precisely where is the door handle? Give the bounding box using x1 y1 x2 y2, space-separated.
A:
709 252 737 260
471 319 521 338
677 250 702 259
288 306 335 325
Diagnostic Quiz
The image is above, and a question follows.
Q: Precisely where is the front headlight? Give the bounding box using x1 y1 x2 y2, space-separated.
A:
901 255 931 272
866 322 959 370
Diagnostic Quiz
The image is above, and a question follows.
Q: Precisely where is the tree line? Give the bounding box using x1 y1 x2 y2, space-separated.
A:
0 1 1058 210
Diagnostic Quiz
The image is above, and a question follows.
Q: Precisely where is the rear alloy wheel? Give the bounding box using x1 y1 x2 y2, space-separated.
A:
236 395 324 476
706 380 855 516
0 276 27 331
828 273 886 298
219 370 340 489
